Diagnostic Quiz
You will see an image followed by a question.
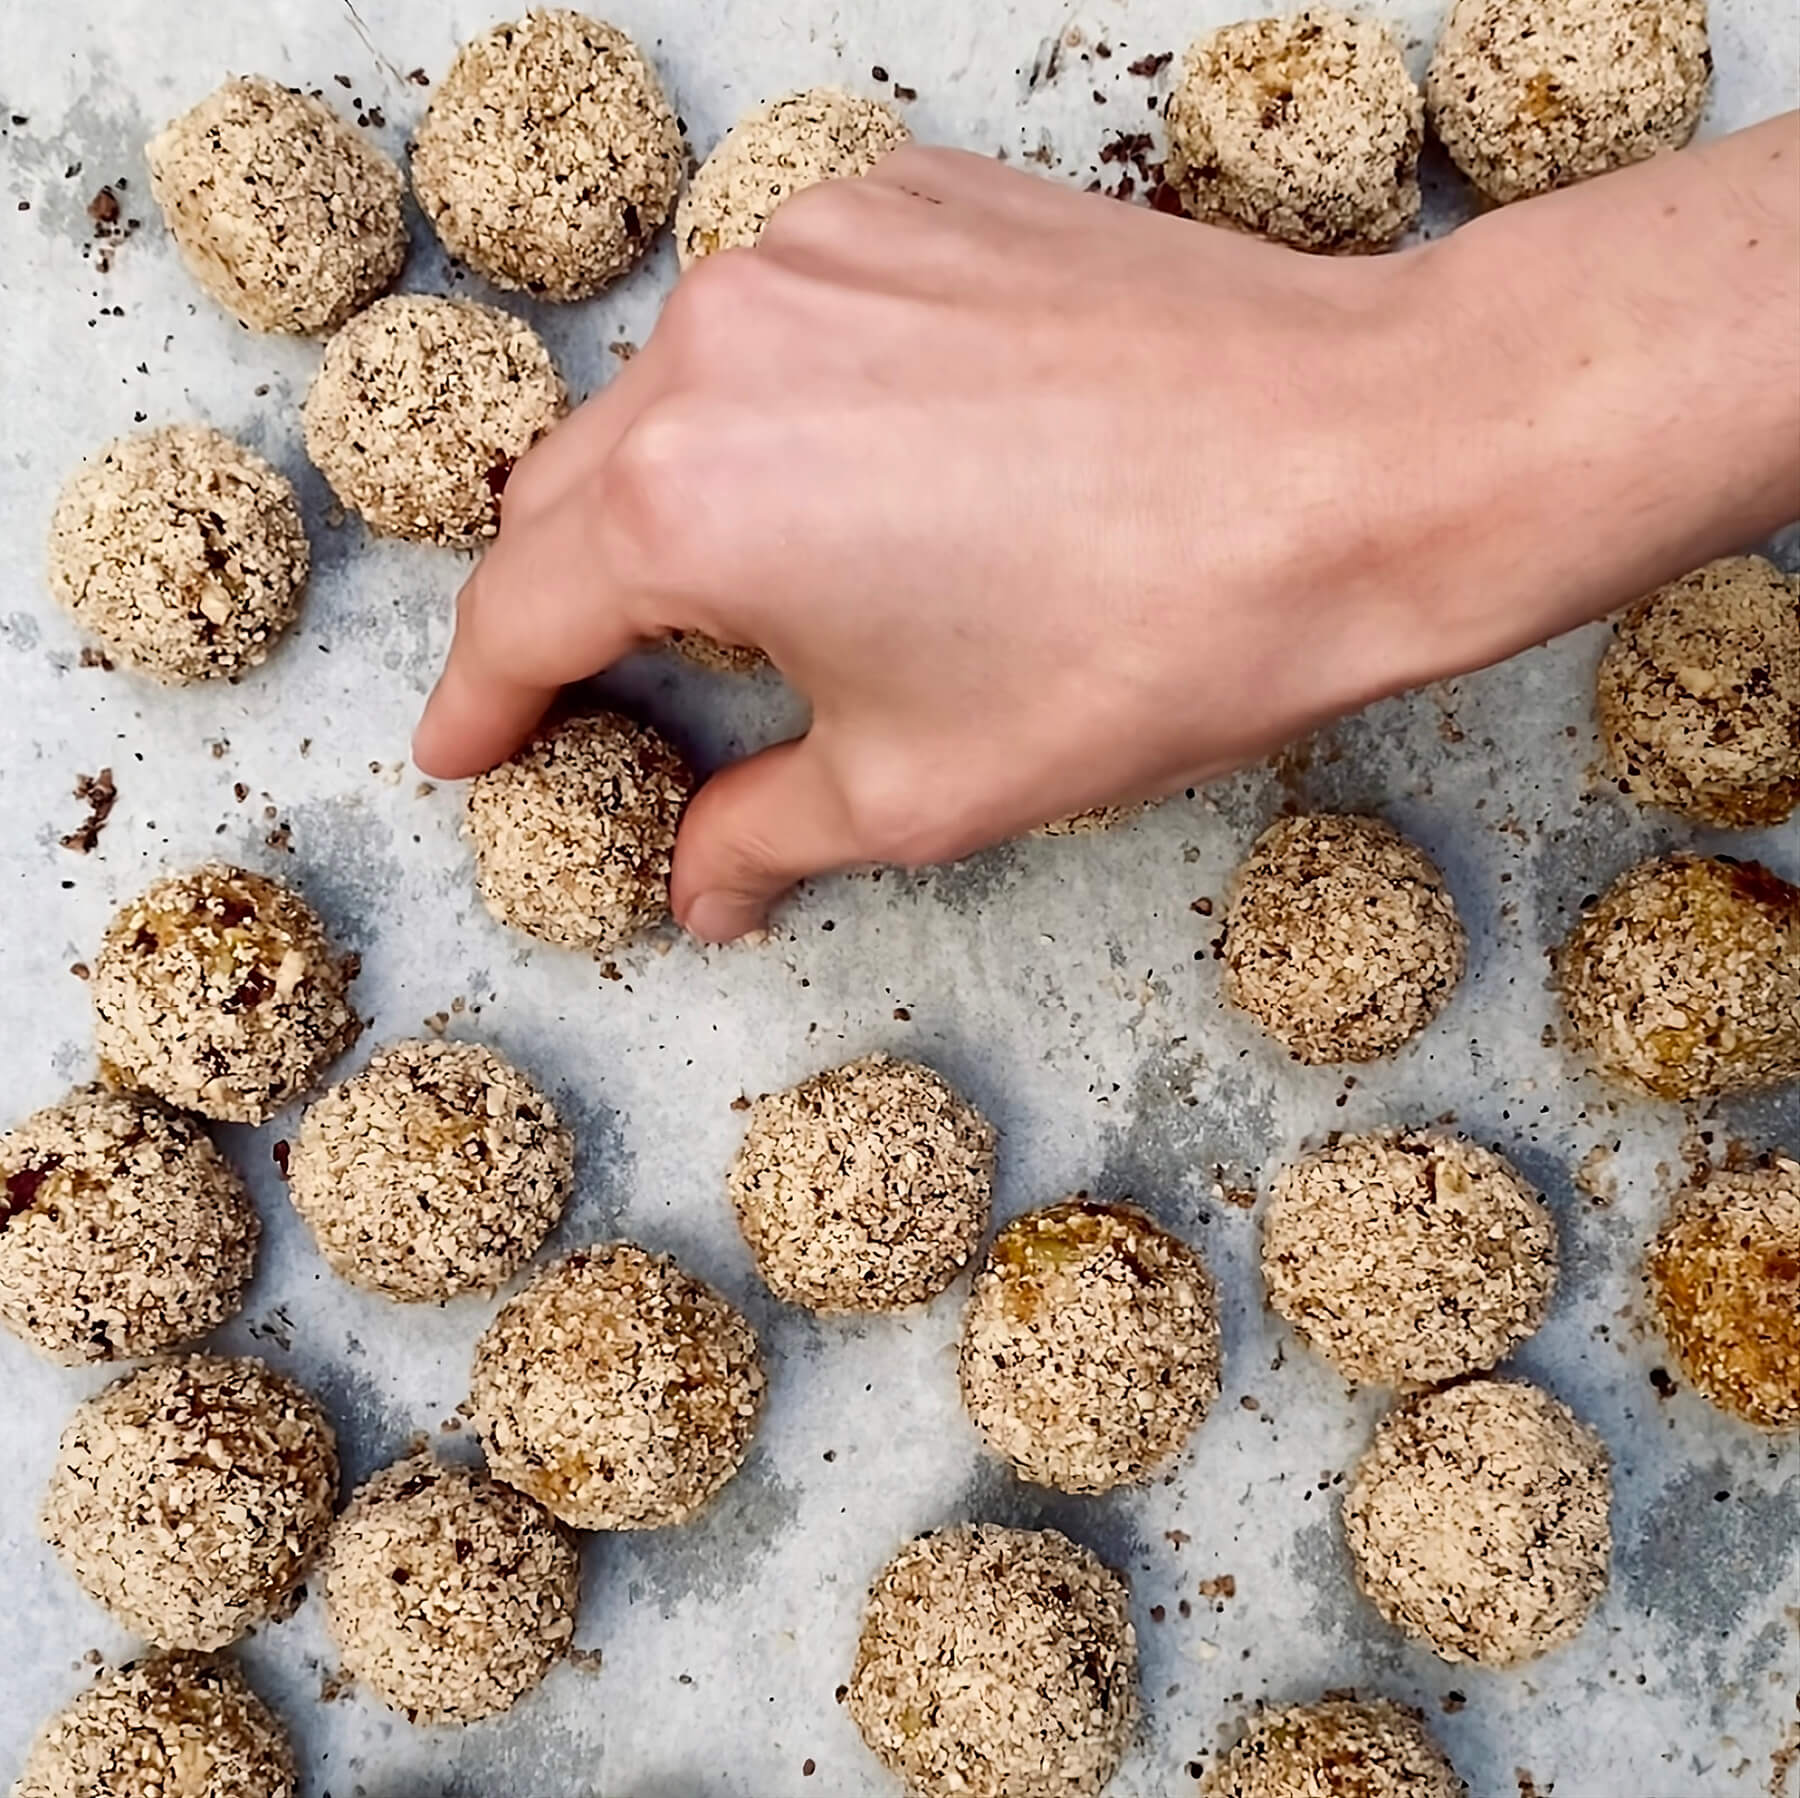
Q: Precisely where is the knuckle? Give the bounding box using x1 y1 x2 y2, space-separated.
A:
759 174 872 249
663 246 774 341
843 765 949 869
595 402 703 587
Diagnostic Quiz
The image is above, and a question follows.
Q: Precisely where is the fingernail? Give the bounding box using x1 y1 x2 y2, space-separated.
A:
681 890 760 943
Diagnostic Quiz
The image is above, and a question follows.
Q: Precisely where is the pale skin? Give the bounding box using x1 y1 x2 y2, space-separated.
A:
414 112 1800 942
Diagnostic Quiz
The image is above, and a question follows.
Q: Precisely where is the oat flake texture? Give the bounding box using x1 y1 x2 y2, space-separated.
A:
40 1354 339 1651
285 1038 573 1302
1202 1694 1467 1798
12 1652 295 1798
90 863 362 1125
1343 1377 1612 1667
46 425 308 683
1261 1131 1557 1387
146 75 406 334
0 1085 258 1364
676 86 909 265
727 1053 995 1312
467 712 694 955
1221 813 1466 1063
470 1243 765 1530
1597 556 1800 827
1426 0 1711 204
1558 854 1800 1101
324 1455 580 1724
1647 1154 1800 1429
1166 8 1423 253
848 1523 1139 1798
412 9 684 299
959 1199 1221 1494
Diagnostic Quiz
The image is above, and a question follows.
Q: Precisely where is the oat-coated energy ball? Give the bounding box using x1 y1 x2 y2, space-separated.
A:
146 75 406 334
1647 1154 1800 1429
727 1053 996 1311
959 1200 1220 1494
668 631 770 674
46 425 308 683
1426 0 1711 205
412 10 684 299
285 1038 572 1302
12 1653 295 1798
467 713 694 954
1558 854 1800 1100
0 1086 258 1363
676 87 910 265
1202 1695 1467 1798
1343 1377 1612 1667
1221 814 1467 1063
303 295 565 546
848 1523 1139 1798
324 1455 580 1724
41 1354 339 1650
1261 1131 1557 1387
1165 9 1424 253
470 1244 765 1530
1597 556 1800 827
90 864 362 1125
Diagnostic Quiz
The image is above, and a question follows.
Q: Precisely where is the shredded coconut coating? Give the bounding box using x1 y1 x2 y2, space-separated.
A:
90 864 362 1126
1647 1155 1800 1429
0 1086 258 1364
1166 9 1423 253
40 1354 339 1650
470 1243 765 1530
676 87 909 265
1222 814 1466 1064
669 631 770 673
12 1653 295 1798
467 713 694 954
412 10 684 299
1343 1378 1612 1667
1558 854 1800 1101
146 75 406 334
848 1523 1139 1798
46 425 308 683
1202 1695 1467 1798
1261 1131 1556 1387
1426 0 1710 205
302 295 565 546
728 1053 995 1312
324 1454 579 1724
1597 556 1800 827
286 1038 572 1302
959 1200 1221 1494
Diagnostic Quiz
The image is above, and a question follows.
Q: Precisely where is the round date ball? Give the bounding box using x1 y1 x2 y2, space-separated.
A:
1202 1695 1466 1798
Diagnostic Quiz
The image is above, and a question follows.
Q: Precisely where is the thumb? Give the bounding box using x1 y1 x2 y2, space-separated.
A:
671 738 860 942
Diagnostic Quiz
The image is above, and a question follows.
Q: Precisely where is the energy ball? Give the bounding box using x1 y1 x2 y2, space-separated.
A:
1426 0 1710 205
1203 1696 1466 1798
324 1455 580 1724
146 75 406 334
1166 9 1423 253
959 1200 1220 1494
848 1523 1139 1798
412 10 684 299
1558 854 1800 1100
470 1243 765 1529
1221 814 1466 1063
1647 1154 1799 1428
676 87 909 265
13 1653 294 1798
303 295 565 546
1261 1131 1556 1386
1343 1377 1612 1667
1597 556 1800 827
0 1086 258 1363
46 425 308 683
285 1038 573 1302
727 1053 995 1311
41 1354 338 1650
467 712 694 954
90 864 362 1125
